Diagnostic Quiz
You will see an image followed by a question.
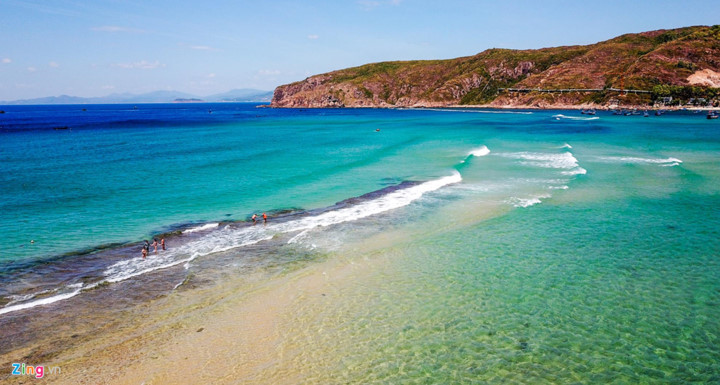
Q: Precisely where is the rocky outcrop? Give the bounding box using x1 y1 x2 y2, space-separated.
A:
271 75 345 108
687 69 720 87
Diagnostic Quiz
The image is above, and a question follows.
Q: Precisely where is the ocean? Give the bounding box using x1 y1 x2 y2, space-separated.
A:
1 103 719 382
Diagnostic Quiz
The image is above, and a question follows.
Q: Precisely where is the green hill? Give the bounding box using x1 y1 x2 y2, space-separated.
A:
271 25 720 108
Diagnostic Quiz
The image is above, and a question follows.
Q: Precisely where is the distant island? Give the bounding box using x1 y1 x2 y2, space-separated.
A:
1 89 273 105
271 25 720 109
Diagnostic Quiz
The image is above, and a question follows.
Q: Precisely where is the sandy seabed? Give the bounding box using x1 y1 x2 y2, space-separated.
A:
1 239 397 385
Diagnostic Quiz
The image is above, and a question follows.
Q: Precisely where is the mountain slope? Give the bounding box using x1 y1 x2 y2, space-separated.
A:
1 89 272 105
271 25 720 108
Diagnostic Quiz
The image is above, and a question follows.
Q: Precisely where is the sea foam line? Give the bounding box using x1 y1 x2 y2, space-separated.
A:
496 151 586 175
553 114 599 121
507 195 550 208
0 287 84 316
596 156 682 167
183 223 220 234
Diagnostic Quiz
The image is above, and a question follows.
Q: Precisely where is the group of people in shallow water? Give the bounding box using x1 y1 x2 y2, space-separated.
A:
140 212 270 258
251 212 268 224
141 238 165 259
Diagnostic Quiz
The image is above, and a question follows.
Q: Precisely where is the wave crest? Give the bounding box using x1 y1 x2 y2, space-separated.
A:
469 145 490 157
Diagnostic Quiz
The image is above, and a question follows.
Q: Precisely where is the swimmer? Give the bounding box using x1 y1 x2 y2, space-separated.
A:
152 238 158 253
161 238 165 250
142 246 148 259
262 212 267 223
252 214 257 224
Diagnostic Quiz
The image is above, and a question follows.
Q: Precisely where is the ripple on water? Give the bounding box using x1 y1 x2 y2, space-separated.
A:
270 195 720 384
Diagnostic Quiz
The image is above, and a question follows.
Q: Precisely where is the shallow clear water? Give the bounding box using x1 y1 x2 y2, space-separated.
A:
1 104 719 382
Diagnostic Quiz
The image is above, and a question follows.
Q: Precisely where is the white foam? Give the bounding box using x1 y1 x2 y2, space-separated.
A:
561 143 573 149
287 229 311 245
183 223 219 234
562 167 587 176
0 288 83 316
4 292 43 307
553 114 599 121
597 156 683 167
274 171 462 232
104 255 206 283
507 194 550 208
498 151 585 173
469 145 490 157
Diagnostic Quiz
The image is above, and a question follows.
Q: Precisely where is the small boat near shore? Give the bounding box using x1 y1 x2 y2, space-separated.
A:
707 111 719 120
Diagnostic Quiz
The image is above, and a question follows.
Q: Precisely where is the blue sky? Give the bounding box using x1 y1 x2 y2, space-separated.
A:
1 0 719 100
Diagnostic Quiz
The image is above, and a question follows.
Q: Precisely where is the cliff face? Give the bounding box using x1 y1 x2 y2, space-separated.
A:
271 25 720 108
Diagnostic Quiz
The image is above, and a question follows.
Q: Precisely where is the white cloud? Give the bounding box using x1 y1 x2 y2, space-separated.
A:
189 45 214 51
207 73 216 78
27 66 37 72
114 60 165 70
92 26 145 33
49 61 59 68
2 58 11 64
102 85 115 90
307 34 319 40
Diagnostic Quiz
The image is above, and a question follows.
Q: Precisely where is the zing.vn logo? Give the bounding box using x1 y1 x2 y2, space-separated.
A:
11 363 61 379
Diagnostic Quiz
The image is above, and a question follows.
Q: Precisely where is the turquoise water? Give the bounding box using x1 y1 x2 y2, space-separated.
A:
1 104 481 261
1 104 719 381
299 190 720 383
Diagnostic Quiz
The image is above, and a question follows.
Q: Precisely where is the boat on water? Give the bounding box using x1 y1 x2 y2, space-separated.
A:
581 109 596 115
707 111 719 120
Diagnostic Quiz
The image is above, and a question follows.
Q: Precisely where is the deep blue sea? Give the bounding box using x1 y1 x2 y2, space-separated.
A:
1 103 719 382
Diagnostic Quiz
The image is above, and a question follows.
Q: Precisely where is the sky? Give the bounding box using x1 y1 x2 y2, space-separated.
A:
1 0 719 100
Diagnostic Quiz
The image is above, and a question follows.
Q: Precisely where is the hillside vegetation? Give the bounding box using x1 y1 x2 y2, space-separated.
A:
271 25 720 108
